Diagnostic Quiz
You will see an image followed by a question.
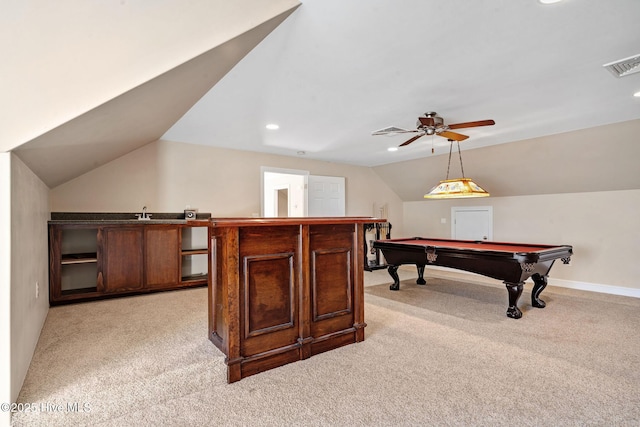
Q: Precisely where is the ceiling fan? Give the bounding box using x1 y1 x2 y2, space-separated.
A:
372 112 495 147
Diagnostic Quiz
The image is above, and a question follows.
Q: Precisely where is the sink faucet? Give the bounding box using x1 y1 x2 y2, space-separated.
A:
136 206 152 220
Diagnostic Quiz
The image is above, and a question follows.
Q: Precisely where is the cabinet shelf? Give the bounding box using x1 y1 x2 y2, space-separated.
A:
61 253 98 265
61 287 98 296
181 248 208 255
181 273 208 283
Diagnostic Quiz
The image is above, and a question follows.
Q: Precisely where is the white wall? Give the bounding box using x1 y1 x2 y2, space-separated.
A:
50 140 404 231
0 154 11 427
403 190 640 294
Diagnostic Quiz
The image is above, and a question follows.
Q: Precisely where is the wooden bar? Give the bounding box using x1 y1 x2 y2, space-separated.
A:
208 217 384 382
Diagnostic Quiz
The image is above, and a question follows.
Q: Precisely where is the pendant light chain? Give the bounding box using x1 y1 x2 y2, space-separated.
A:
445 139 453 180
457 140 465 178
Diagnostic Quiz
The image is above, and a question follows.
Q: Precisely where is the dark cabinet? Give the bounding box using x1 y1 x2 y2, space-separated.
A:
49 222 209 305
144 226 180 289
99 227 144 293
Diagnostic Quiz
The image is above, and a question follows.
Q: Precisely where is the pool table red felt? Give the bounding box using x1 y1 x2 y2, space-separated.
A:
373 237 573 319
393 238 560 253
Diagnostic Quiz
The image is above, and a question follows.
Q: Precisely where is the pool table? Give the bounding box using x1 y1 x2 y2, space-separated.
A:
372 237 573 319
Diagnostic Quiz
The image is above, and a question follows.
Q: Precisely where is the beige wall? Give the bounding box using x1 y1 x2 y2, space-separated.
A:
50 140 404 231
7 154 50 407
403 189 640 292
49 137 640 294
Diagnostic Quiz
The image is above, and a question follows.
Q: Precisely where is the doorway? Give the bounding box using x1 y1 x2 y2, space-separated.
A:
261 167 346 217
276 188 289 217
261 167 307 217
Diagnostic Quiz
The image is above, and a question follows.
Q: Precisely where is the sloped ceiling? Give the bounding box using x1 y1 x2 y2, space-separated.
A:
12 6 299 188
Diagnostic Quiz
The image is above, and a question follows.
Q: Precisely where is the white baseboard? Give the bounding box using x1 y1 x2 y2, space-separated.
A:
546 278 640 298
399 265 640 299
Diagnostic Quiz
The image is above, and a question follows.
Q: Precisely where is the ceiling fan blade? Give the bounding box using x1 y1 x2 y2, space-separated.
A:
399 134 425 146
418 116 437 126
438 130 469 141
447 119 495 129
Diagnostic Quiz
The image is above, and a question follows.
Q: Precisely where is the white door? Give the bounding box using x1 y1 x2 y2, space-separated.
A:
451 206 493 241
308 175 345 217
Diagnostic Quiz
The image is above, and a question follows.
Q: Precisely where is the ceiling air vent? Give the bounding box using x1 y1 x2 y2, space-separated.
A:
371 126 410 135
603 54 640 78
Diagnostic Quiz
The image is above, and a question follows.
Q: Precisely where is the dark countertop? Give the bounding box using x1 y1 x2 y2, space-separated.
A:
49 212 212 225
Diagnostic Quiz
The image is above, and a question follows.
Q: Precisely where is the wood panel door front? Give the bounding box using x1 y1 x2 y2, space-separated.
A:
309 224 354 343
144 226 180 289
101 227 144 293
239 226 299 358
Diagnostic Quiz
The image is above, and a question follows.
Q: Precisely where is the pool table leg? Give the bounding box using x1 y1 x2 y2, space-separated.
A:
531 273 548 309
387 265 426 290
504 282 523 319
416 265 426 285
388 265 401 291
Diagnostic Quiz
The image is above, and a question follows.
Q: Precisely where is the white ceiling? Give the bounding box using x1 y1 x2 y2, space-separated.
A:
163 0 640 167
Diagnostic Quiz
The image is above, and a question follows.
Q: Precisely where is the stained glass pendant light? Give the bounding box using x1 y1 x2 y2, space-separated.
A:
424 139 490 199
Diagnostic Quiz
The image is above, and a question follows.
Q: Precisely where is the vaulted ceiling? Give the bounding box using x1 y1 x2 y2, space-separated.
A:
10 0 640 189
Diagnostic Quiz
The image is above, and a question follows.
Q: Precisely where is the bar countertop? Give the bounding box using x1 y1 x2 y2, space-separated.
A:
49 212 212 225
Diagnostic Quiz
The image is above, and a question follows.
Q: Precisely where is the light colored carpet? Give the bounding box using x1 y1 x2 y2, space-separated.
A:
12 269 640 426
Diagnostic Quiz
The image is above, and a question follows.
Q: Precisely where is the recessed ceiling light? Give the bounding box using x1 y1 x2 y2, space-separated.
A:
634 91 640 97
266 124 279 130
539 0 562 3
387 147 398 152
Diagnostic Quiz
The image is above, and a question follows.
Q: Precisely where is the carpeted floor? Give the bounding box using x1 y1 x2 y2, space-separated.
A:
11 269 640 426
